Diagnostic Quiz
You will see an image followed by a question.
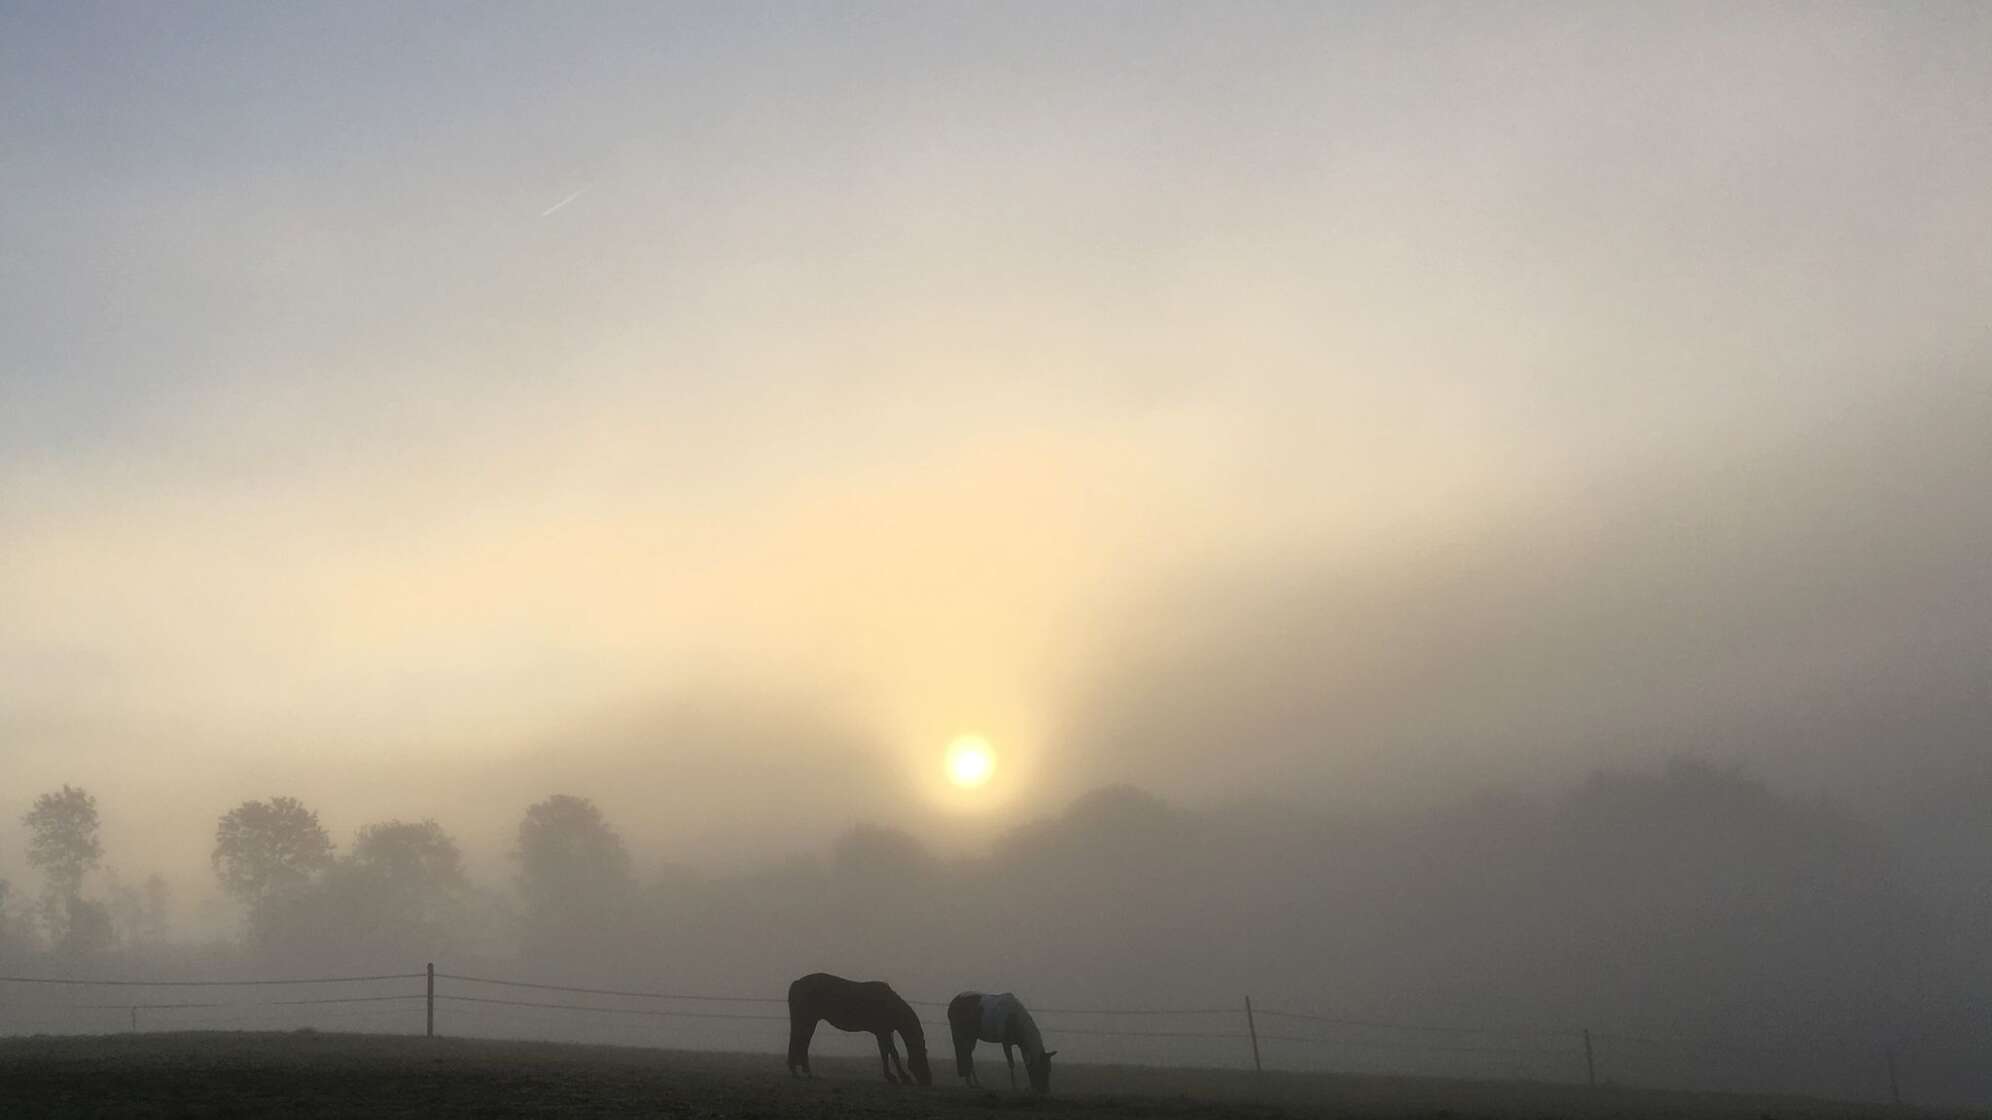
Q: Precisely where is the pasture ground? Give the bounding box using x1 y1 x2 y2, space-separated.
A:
0 1031 1970 1119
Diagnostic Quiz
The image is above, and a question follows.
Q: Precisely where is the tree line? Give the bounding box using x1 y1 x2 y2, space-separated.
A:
0 789 634 968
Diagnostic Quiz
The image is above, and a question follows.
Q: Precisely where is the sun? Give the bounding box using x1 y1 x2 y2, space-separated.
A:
944 735 997 789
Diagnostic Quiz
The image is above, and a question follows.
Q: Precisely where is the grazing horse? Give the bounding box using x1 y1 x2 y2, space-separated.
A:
948 991 1057 1095
786 972 932 1085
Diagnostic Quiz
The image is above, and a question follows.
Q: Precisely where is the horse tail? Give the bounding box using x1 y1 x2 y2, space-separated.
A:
786 975 819 1074
948 993 981 1080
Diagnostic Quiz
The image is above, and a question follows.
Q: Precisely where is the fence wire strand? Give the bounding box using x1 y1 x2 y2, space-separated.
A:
437 994 788 1022
1258 1032 1574 1057
0 973 423 988
437 973 786 1004
906 997 1237 1016
10 996 422 1012
1254 1007 1579 1038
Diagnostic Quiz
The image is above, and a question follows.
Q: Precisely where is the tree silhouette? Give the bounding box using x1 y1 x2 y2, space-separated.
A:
212 797 335 911
101 869 175 949
338 818 469 949
347 818 465 894
246 817 472 967
142 873 172 943
24 786 102 942
0 879 21 957
514 795 634 956
25 785 102 897
58 895 114 959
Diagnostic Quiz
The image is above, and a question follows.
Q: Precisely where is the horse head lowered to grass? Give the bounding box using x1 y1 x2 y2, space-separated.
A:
786 972 931 1085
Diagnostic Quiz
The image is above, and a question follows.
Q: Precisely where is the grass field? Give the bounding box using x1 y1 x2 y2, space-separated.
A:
0 1031 1971 1119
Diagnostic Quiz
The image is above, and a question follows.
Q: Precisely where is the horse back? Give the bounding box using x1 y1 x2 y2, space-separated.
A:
788 972 839 1008
951 990 1031 1045
792 973 914 1034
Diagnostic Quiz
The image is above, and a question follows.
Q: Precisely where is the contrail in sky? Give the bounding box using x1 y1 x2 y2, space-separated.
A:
540 187 587 217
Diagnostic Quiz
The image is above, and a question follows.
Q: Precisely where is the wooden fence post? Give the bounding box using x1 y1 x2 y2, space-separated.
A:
1245 996 1263 1074
1583 1028 1596 1088
426 962 435 1038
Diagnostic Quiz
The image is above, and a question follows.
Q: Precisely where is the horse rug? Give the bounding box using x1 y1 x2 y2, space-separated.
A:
976 992 1023 1042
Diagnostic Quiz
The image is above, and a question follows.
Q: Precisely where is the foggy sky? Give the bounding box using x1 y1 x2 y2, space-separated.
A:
3 3 1990 903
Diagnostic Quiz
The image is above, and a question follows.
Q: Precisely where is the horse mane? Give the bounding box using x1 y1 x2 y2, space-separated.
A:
1009 1002 1044 1057
893 993 927 1051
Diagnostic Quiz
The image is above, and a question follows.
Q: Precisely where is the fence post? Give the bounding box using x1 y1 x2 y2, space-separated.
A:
1244 996 1263 1074
1583 1028 1596 1088
1887 1047 1901 1106
426 962 435 1038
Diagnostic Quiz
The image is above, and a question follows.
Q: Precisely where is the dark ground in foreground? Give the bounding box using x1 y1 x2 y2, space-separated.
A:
0 1032 1973 1119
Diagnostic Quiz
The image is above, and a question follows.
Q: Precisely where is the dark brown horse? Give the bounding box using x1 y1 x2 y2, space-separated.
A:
787 972 931 1085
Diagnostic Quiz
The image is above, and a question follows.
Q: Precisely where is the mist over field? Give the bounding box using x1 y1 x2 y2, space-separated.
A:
3 1 1990 1110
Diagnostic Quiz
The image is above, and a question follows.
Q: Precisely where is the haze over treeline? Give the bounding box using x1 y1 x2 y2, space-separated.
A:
0 763 1985 1103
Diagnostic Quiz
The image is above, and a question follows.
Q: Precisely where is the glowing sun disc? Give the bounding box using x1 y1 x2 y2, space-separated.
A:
945 736 996 788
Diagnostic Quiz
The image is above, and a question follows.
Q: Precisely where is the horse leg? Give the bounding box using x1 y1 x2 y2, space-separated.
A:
1005 1042 1017 1091
955 1034 977 1087
876 1032 903 1084
787 1012 817 1078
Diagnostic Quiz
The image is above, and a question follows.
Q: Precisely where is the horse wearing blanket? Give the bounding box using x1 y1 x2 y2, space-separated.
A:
947 991 1057 1094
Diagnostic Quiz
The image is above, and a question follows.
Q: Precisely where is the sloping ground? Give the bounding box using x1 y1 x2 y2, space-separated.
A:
0 1032 1973 1119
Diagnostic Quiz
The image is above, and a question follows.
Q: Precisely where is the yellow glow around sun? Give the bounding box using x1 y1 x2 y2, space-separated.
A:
945 735 996 789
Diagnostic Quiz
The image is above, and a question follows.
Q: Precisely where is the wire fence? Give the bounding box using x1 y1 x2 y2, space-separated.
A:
0 965 1981 1108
